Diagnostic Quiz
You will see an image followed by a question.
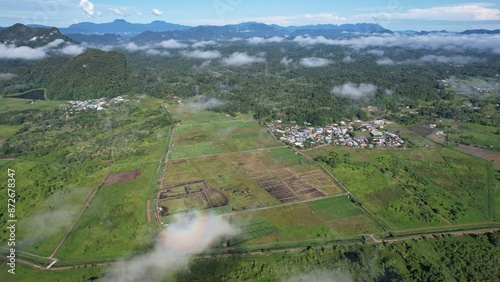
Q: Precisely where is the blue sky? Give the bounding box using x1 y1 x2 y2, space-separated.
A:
1 0 500 31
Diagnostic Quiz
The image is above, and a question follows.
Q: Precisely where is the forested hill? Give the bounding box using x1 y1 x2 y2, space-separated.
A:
0 23 74 47
47 49 128 100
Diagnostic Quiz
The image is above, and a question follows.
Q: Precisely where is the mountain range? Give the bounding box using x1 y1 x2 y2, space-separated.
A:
1 20 500 46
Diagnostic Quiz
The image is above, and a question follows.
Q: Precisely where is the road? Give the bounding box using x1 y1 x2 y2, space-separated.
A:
5 226 498 271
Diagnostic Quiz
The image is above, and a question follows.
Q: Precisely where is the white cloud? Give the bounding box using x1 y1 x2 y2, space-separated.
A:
0 40 87 60
59 45 85 56
194 96 225 109
105 212 235 282
221 52 265 66
145 49 170 56
417 54 485 64
300 57 332 67
367 49 385 56
0 73 17 80
123 42 150 52
332 82 378 99
158 39 188 49
152 8 163 16
109 7 129 16
293 35 336 46
342 55 354 63
392 5 500 21
292 33 500 54
280 56 293 66
247 36 285 44
79 0 95 17
192 40 217 48
45 39 65 48
0 44 47 60
181 50 221 59
134 9 142 16
376 57 396 65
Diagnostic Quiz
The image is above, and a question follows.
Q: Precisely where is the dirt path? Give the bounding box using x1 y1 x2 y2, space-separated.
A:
49 164 115 259
155 124 177 225
146 199 151 223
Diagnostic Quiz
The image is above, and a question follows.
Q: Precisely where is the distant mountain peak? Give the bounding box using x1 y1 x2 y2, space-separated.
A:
0 23 74 47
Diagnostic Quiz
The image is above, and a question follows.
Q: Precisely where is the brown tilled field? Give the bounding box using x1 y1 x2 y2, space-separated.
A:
103 169 141 186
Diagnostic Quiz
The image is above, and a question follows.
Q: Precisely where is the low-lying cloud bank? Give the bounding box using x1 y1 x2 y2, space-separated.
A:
181 50 221 59
376 55 485 65
300 57 332 67
247 36 285 44
332 82 378 99
221 52 266 66
285 269 353 282
194 95 225 109
105 211 236 282
292 33 500 53
0 73 17 80
0 39 85 60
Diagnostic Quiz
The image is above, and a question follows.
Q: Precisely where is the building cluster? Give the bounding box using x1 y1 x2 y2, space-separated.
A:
268 119 405 149
65 96 135 113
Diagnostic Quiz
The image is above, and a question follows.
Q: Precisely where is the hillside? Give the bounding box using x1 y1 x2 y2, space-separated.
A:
0 23 74 47
47 49 128 100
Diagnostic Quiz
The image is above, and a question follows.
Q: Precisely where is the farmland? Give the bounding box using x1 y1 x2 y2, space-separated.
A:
1 96 499 281
0 96 173 265
170 104 281 159
310 145 499 230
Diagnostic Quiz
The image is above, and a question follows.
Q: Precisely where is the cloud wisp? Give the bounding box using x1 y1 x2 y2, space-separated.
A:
247 36 285 44
0 39 85 60
105 211 236 282
332 82 378 99
152 8 163 16
292 33 500 54
181 50 221 59
221 52 266 66
79 0 95 17
300 57 332 67
0 73 17 80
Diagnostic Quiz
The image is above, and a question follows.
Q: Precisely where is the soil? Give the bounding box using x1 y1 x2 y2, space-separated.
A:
456 145 500 164
103 169 141 186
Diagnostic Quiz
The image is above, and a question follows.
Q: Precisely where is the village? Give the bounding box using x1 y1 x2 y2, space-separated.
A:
64 96 138 114
268 119 405 149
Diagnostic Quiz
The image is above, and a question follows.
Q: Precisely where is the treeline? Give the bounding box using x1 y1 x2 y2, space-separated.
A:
174 232 500 282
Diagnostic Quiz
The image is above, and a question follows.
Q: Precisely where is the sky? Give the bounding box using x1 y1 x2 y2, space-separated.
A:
1 0 500 31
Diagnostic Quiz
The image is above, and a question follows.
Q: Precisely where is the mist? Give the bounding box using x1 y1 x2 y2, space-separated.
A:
331 82 378 99
221 52 266 66
300 57 332 67
104 211 236 282
285 269 353 282
0 72 17 80
194 95 226 109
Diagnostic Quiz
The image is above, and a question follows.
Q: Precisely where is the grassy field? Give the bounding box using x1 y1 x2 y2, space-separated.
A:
170 104 280 159
0 97 62 112
55 162 159 261
0 125 21 140
0 96 172 263
446 121 500 150
228 196 379 246
307 145 499 230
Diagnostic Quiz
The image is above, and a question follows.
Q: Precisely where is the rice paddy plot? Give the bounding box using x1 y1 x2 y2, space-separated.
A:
163 148 342 213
